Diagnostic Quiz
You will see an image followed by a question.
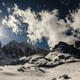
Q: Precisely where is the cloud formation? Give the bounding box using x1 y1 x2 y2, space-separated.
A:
2 4 80 49
0 10 2 13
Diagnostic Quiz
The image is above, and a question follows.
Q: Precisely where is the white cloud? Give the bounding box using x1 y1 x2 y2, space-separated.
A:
65 9 80 40
2 2 5 6
2 4 77 49
0 26 8 38
69 9 80 30
7 7 11 12
0 10 2 13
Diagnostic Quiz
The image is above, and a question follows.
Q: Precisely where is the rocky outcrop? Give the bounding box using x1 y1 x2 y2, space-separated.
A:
75 40 80 48
33 51 79 68
2 40 49 57
52 41 80 58
2 40 40 57
59 74 71 79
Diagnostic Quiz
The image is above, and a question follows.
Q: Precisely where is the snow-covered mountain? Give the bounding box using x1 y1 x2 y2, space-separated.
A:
0 40 80 80
0 40 79 66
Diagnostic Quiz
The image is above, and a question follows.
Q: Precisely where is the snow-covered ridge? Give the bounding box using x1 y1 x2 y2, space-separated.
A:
0 40 49 65
0 40 80 66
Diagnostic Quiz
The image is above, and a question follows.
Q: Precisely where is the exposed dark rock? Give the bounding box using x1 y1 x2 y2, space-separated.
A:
17 68 25 72
59 74 71 79
34 51 79 68
52 41 80 58
0 69 3 71
75 40 80 48
17 66 28 72
38 68 45 73
51 78 57 80
2 40 49 57
10 57 31 65
2 40 37 57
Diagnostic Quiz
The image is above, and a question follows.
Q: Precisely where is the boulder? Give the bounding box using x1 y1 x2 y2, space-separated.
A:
59 74 71 79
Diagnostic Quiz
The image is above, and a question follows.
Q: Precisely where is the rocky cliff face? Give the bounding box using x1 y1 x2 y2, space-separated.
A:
52 41 80 58
2 40 38 57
